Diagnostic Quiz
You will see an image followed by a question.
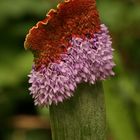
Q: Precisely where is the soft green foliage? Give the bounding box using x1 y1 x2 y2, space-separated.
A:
0 0 140 140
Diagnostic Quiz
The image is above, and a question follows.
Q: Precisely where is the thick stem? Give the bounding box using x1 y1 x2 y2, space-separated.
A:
49 82 106 140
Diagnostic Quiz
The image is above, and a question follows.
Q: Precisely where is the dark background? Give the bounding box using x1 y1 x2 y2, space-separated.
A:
0 0 140 140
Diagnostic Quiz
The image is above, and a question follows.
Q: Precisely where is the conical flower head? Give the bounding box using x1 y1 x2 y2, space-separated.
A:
25 0 115 106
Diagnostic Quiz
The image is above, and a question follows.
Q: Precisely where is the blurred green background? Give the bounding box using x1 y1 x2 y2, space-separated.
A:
0 0 140 140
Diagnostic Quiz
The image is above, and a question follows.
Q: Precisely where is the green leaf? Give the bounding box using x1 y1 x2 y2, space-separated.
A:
104 80 137 140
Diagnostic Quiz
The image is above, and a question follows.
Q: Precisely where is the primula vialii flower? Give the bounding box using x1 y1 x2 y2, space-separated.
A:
24 0 115 106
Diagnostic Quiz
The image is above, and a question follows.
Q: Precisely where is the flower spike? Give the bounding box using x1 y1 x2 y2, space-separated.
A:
25 0 115 106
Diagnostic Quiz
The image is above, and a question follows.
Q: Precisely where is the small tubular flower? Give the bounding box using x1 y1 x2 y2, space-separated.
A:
25 0 115 106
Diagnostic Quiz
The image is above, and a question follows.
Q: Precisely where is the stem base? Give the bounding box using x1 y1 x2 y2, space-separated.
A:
50 82 106 140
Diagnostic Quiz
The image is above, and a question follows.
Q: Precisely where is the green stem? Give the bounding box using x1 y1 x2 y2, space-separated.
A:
49 82 106 140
